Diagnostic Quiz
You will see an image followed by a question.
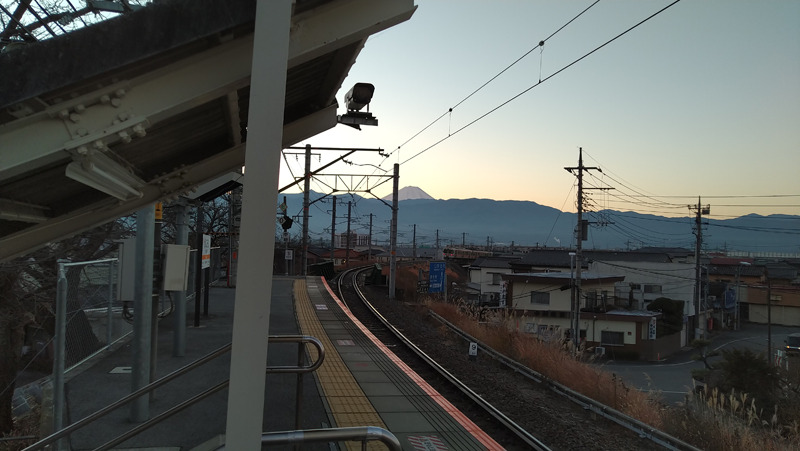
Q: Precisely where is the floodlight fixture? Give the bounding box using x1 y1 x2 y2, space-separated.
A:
0 199 49 223
65 150 145 200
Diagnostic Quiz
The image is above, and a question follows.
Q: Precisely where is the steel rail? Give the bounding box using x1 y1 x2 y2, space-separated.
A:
338 267 551 451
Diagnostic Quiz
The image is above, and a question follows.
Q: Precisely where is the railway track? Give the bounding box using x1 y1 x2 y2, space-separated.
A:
334 267 546 451
335 266 699 451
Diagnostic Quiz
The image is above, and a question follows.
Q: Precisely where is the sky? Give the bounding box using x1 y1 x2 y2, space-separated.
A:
280 0 800 220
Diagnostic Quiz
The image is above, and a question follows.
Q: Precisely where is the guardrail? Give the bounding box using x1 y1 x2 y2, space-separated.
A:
428 311 701 451
253 426 401 451
24 335 324 451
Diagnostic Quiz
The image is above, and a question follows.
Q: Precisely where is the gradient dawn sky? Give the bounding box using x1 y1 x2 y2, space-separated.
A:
279 0 800 220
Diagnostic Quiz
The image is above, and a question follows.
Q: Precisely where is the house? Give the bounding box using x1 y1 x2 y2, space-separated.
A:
467 256 521 305
740 261 800 327
508 248 580 273
501 267 678 360
588 255 695 347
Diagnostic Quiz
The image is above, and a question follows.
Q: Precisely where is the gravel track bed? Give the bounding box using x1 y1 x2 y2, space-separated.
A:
349 282 657 451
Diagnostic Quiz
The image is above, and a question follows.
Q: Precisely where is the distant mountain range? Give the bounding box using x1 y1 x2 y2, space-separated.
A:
281 188 800 255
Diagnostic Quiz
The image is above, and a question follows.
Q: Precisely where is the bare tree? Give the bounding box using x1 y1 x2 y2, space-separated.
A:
0 219 132 434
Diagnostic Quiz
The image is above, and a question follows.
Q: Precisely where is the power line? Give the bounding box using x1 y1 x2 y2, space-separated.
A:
399 0 682 166
388 0 603 162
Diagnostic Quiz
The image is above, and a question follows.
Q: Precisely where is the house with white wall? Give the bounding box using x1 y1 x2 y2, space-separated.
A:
588 258 694 347
467 256 520 305
501 271 673 360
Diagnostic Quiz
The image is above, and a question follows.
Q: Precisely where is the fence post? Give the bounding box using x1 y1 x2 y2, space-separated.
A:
131 204 155 422
107 260 115 349
53 261 68 451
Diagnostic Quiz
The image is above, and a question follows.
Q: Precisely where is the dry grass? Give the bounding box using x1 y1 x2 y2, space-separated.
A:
425 298 799 450
662 388 800 451
1 399 40 451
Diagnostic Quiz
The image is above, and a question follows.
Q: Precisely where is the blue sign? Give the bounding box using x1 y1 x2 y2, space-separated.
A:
724 289 736 310
429 261 446 293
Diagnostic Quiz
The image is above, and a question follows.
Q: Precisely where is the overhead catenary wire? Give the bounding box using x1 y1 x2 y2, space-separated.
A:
387 0 603 162
399 0 683 166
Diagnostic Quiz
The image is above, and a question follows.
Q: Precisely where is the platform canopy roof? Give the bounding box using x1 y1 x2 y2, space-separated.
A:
0 0 415 262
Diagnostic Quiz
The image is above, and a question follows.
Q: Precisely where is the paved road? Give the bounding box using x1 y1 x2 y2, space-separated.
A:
604 323 799 405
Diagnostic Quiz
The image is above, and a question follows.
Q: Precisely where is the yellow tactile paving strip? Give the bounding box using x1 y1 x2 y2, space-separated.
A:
294 279 387 451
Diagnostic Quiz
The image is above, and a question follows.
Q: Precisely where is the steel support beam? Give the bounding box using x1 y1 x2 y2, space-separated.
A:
0 0 416 182
223 0 289 448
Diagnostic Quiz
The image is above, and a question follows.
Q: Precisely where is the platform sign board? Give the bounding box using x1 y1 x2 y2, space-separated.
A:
428 261 446 293
201 234 211 269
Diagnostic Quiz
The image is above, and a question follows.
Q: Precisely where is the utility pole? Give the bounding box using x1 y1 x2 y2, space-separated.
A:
564 147 607 348
766 267 772 365
368 213 373 261
689 197 710 340
389 164 399 300
346 201 352 269
330 195 336 265
436 229 440 258
412 224 417 258
302 144 311 276
462 232 466 247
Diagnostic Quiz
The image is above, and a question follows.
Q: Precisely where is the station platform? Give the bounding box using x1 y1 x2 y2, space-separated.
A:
49 276 501 450
297 277 501 451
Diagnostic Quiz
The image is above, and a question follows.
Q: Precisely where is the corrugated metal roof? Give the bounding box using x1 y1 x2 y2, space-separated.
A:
0 0 416 261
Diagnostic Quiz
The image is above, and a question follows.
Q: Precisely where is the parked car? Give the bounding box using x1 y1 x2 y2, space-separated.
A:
785 333 800 355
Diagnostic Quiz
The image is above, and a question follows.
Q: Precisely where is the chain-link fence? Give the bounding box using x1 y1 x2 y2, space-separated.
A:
53 247 225 373
57 259 129 369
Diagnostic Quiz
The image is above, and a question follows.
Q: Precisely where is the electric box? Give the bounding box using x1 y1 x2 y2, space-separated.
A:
163 244 191 291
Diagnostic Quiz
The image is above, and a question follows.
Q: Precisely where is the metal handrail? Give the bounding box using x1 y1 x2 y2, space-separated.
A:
218 426 401 451
23 335 324 451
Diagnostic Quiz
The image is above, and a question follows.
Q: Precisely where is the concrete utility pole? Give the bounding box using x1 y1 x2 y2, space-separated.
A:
564 147 606 348
689 197 710 340
368 213 374 261
765 267 772 365
462 232 466 247
412 224 417 258
302 143 311 276
330 195 336 264
389 163 399 300
345 201 352 269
